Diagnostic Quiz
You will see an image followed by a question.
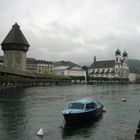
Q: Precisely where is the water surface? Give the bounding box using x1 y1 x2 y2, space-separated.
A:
0 84 139 140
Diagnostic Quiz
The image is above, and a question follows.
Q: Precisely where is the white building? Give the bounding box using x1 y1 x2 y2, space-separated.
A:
129 73 137 82
54 61 86 82
89 49 129 80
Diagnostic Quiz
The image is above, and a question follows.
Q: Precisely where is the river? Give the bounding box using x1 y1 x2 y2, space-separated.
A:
0 84 139 140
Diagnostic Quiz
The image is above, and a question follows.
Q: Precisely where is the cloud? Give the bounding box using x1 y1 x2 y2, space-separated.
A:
0 0 140 66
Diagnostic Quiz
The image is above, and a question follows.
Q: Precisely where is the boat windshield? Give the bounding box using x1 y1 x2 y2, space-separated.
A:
68 103 84 109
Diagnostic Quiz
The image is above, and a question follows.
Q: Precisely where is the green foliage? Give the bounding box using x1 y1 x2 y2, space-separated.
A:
90 77 110 81
70 76 85 81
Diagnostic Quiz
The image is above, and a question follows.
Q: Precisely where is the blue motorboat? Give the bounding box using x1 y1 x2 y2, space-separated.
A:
62 98 103 124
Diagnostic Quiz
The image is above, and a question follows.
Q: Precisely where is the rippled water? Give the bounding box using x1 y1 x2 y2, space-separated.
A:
0 84 139 140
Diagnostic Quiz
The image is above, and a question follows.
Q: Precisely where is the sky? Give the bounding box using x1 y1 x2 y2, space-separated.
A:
0 0 140 66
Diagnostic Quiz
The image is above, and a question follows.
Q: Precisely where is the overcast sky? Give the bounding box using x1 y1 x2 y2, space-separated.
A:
0 0 140 66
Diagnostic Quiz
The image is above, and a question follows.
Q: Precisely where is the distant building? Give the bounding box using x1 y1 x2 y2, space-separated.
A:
26 58 37 73
129 73 137 82
89 49 129 80
54 61 86 82
26 58 54 75
36 60 54 75
1 23 30 71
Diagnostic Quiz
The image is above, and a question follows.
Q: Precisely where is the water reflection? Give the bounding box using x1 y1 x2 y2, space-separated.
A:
0 88 27 140
62 115 103 139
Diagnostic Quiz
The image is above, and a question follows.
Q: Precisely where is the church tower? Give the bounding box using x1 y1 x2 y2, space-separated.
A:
115 48 121 63
122 50 128 63
1 23 30 71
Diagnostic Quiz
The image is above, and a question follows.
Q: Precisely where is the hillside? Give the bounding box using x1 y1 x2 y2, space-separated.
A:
128 59 140 73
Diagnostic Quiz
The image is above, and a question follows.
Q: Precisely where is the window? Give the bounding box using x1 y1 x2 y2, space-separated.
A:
68 103 84 109
86 103 96 110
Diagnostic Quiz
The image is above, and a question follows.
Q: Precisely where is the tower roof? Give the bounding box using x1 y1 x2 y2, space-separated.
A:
123 50 128 57
1 23 30 49
115 48 121 55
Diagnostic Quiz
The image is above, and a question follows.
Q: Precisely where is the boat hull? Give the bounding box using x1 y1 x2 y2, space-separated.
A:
63 106 103 124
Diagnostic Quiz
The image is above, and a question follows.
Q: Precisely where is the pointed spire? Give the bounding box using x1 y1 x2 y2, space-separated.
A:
1 22 30 51
12 22 20 28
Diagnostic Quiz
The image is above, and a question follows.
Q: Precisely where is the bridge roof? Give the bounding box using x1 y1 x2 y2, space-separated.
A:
0 65 33 77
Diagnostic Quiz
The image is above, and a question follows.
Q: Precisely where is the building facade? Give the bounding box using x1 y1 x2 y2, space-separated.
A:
26 58 37 73
54 61 86 82
26 58 54 75
36 60 54 75
89 49 129 80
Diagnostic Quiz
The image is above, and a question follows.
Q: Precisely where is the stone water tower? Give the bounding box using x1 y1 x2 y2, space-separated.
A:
1 23 30 71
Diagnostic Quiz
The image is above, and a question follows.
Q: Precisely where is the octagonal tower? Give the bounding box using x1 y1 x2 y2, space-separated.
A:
1 23 30 71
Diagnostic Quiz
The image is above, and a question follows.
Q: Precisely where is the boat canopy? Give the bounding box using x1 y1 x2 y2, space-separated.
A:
67 98 100 110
